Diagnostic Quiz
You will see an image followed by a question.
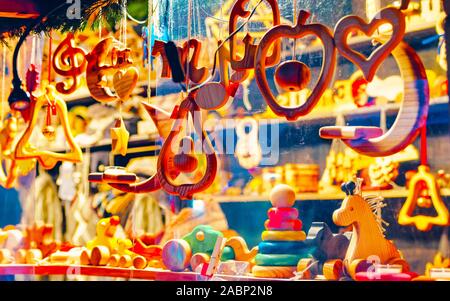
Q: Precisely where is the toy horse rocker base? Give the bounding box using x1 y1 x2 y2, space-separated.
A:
333 180 410 280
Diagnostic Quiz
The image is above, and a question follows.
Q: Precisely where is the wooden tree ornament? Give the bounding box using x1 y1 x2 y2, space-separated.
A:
85 37 138 103
14 85 83 169
157 92 218 200
52 33 87 95
333 181 409 279
319 41 429 157
229 0 281 71
89 102 163 193
255 10 336 121
398 165 450 231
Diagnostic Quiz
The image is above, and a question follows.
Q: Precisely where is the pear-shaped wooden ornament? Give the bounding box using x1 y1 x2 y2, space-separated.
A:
157 93 217 200
14 85 83 169
398 165 450 231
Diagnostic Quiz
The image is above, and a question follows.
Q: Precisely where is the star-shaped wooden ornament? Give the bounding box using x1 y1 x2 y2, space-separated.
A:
110 117 130 156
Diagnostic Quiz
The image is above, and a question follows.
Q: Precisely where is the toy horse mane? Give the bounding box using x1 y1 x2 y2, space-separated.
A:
363 194 389 235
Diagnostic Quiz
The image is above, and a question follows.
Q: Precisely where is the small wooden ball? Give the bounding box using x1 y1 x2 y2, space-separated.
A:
173 154 198 173
274 60 311 92
42 125 56 140
417 196 432 208
270 184 296 208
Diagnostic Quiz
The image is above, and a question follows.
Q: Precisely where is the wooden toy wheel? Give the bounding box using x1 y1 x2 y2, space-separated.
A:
348 259 373 279
296 258 314 279
387 257 410 272
323 259 344 280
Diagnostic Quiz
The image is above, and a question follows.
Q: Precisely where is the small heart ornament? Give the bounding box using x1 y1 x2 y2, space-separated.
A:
113 67 139 101
334 7 405 82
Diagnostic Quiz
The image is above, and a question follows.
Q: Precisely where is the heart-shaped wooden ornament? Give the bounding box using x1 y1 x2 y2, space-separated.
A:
334 7 405 82
113 67 139 101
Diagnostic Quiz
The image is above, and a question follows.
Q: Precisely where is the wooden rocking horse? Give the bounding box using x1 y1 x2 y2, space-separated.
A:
333 180 409 279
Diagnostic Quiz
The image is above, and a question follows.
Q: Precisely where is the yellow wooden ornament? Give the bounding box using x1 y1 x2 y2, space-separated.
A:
398 165 450 231
110 116 129 156
0 116 19 188
14 85 83 169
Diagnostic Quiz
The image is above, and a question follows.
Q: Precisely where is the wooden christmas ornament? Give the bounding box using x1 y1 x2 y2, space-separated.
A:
14 85 83 169
334 7 406 82
0 116 19 188
52 33 87 95
85 37 138 103
255 10 336 121
320 40 429 157
228 0 281 71
157 93 217 200
110 116 130 156
194 41 249 110
398 165 450 231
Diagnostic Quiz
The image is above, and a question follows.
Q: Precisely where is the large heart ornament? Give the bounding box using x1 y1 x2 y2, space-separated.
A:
334 7 405 82
113 67 139 101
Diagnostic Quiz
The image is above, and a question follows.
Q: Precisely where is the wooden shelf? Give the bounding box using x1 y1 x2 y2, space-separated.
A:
0 264 287 281
196 188 450 203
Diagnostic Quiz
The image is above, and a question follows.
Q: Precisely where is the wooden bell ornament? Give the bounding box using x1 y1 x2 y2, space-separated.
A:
52 33 87 95
320 8 429 157
255 10 336 121
398 165 450 231
194 41 249 110
14 85 83 169
85 37 138 103
157 93 217 200
229 0 281 71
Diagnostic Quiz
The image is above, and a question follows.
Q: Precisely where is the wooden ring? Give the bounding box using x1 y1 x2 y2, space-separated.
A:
261 230 306 241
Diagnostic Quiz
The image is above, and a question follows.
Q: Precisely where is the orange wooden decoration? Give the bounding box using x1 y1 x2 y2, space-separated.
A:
0 116 19 188
157 92 217 200
152 39 208 84
180 39 208 84
333 184 409 279
319 41 429 157
152 40 172 78
85 37 138 103
194 41 249 110
398 165 450 231
229 0 281 71
97 102 164 193
255 10 336 121
52 33 87 95
334 7 406 82
14 85 83 169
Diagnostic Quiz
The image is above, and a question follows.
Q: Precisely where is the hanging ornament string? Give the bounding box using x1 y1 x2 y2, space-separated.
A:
185 0 193 93
99 8 102 40
48 31 53 83
293 0 297 59
420 125 428 166
1 45 6 121
147 0 153 102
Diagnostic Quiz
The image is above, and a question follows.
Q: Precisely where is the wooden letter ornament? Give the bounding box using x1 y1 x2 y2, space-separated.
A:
398 165 450 231
229 0 281 71
255 10 336 121
52 33 87 94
